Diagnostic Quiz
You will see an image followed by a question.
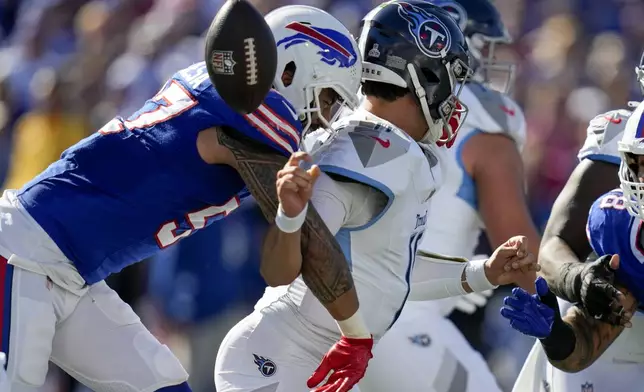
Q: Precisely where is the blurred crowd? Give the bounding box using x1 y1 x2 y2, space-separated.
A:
0 0 643 391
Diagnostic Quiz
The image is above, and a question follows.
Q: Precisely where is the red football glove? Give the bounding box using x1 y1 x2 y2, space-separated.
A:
307 335 374 392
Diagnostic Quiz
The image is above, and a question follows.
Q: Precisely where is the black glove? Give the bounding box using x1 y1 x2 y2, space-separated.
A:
560 255 626 325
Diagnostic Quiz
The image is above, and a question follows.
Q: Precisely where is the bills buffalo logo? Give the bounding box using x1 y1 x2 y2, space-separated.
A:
431 0 468 31
276 22 357 68
397 2 452 59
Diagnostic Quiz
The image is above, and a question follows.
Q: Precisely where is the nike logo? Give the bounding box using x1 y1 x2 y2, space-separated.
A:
499 105 515 116
370 136 390 148
282 101 299 121
604 115 622 124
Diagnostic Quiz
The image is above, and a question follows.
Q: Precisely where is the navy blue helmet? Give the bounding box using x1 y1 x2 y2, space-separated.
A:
428 0 515 93
359 0 473 145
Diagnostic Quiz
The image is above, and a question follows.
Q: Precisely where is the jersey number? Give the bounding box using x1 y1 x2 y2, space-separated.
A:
99 81 198 134
599 195 626 210
155 197 241 248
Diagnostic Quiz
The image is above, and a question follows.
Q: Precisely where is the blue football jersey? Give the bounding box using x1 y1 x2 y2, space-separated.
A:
587 189 644 304
17 62 302 284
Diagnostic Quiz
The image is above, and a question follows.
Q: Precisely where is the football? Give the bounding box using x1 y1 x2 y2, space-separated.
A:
204 0 277 114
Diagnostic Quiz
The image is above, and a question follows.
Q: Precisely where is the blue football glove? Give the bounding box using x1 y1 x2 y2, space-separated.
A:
500 277 556 338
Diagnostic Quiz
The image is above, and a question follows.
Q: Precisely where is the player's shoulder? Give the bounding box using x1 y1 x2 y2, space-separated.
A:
305 112 421 195
169 62 300 128
577 105 634 165
589 189 632 229
458 82 526 149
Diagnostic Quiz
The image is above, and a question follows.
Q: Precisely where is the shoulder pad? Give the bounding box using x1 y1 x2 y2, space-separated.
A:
587 189 628 256
458 83 526 151
305 115 422 198
577 108 630 165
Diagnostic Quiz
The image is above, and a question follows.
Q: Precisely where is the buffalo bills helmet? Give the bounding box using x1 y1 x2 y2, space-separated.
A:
266 6 362 134
618 101 644 219
359 0 472 145
428 0 515 93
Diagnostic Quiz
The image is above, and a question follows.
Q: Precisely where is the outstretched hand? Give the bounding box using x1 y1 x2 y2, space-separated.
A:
485 236 540 289
577 254 632 326
500 277 557 338
276 152 321 217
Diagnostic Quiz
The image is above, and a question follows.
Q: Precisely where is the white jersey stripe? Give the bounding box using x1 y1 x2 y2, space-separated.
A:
257 104 300 145
244 113 294 154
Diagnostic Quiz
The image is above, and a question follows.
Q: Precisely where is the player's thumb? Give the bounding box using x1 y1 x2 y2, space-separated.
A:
535 277 559 313
609 254 620 271
307 360 331 388
307 165 321 182
535 276 549 297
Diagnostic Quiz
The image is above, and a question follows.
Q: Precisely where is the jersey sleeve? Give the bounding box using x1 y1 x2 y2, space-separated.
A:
577 109 630 165
306 121 403 229
310 172 384 235
174 62 303 157
586 193 614 257
458 82 526 151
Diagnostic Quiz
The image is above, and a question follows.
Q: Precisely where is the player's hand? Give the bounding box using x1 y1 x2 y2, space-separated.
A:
575 254 632 326
453 290 494 314
307 335 374 392
500 277 557 339
485 236 540 289
276 152 321 217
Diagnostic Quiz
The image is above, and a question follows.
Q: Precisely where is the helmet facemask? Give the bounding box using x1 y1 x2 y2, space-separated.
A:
408 58 472 146
467 33 516 94
618 150 644 220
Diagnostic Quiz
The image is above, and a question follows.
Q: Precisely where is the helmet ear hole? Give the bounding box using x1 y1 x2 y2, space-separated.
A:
281 61 297 87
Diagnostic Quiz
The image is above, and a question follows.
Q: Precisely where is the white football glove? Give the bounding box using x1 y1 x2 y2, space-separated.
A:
453 289 494 314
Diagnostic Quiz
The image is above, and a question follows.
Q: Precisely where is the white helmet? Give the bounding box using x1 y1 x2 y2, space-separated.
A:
265 5 361 133
618 101 644 219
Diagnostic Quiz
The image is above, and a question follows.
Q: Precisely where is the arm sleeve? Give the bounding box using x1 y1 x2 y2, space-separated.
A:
407 253 469 301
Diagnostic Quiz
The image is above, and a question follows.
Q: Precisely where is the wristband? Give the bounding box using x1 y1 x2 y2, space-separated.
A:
275 203 308 233
465 258 498 292
336 311 371 339
540 317 576 361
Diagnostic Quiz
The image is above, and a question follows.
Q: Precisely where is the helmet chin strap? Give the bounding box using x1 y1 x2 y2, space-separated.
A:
407 64 443 143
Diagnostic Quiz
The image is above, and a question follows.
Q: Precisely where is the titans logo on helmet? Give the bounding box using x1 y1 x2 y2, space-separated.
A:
432 0 468 31
397 1 452 59
252 354 277 377
276 22 357 68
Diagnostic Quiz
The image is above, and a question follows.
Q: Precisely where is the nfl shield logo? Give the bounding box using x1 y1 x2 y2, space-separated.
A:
210 50 236 75
581 382 593 392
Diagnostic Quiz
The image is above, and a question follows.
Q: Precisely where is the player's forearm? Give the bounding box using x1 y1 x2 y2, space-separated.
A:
545 305 627 372
539 236 584 302
216 128 359 320
298 204 358 320
260 225 302 286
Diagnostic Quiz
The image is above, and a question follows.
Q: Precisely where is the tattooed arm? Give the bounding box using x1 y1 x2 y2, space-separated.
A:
215 127 358 321
547 284 638 373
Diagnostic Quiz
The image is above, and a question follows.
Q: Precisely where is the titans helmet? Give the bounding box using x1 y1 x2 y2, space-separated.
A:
428 0 515 93
359 0 472 145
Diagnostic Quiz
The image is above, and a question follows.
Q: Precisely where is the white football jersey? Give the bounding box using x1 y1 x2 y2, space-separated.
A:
577 107 632 165
257 108 443 341
417 82 526 259
411 83 526 315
